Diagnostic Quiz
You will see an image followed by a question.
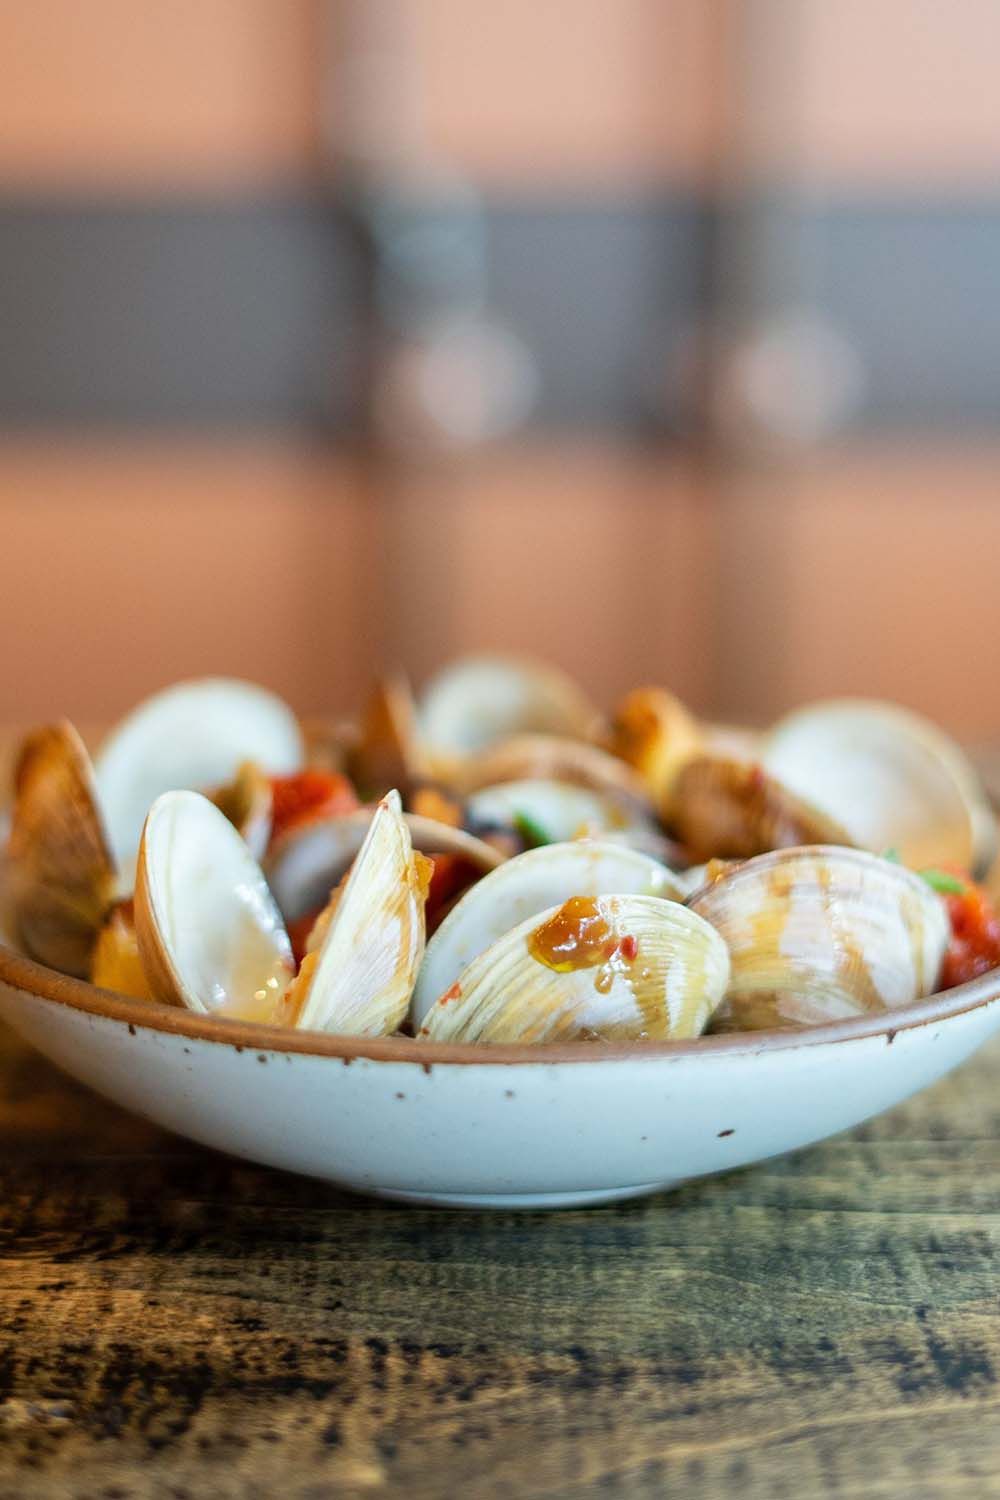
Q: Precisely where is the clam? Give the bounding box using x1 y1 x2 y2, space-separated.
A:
457 734 649 803
347 675 428 800
265 810 504 925
411 839 685 1029
688 845 950 1032
6 722 119 977
668 754 853 862
466 779 657 848
418 655 597 776
419 894 730 1045
95 678 304 879
134 790 295 1024
284 792 431 1037
90 900 150 1000
208 760 274 861
766 699 993 874
606 687 702 810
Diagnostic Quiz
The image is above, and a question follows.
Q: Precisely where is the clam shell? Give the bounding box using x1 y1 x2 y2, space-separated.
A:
688 845 950 1032
265 811 504 925
135 790 294 1023
411 840 685 1029
419 655 596 773
457 734 649 804
285 792 428 1037
208 760 273 861
466 778 656 845
95 678 303 878
7 722 118 977
766 699 987 873
669 754 853 862
420 894 730 1045
347 675 428 799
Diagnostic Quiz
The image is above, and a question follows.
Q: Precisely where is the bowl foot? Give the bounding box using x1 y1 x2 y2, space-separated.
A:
369 1180 677 1210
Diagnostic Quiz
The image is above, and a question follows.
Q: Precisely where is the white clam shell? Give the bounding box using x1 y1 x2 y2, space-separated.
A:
96 678 304 879
420 894 730 1045
286 792 426 1038
765 699 987 872
419 655 596 766
265 811 503 924
456 734 649 802
411 840 683 1029
135 790 294 1023
466 778 655 844
688 845 950 1031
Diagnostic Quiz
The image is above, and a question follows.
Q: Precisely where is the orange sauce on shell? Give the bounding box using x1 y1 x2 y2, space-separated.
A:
528 896 616 973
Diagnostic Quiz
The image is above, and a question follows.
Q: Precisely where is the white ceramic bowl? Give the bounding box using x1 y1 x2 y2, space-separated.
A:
2 940 999 1208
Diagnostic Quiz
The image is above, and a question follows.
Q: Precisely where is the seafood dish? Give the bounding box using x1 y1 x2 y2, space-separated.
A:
4 660 999 1048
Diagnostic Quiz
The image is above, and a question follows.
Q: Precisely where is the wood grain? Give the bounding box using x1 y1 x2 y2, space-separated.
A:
1 1019 1000 1499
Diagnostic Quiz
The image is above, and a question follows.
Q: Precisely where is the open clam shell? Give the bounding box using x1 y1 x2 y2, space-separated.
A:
688 845 950 1032
347 675 429 800
265 810 504 925
456 734 649 804
284 792 429 1037
135 790 295 1024
95 678 304 879
7 722 119 977
418 655 597 774
668 754 853 862
420 893 730 1045
411 840 685 1029
766 699 990 874
208 760 274 861
466 778 657 847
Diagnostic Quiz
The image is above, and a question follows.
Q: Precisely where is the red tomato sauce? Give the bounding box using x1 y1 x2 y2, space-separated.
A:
940 875 1000 989
269 770 359 843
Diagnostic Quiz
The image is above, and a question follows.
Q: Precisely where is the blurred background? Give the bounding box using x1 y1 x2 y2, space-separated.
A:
1 1 998 738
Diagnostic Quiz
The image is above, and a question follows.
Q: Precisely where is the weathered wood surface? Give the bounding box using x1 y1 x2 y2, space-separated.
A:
1 1021 999 1500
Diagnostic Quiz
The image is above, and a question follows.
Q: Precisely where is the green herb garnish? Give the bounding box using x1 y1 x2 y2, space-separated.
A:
513 811 552 849
918 868 967 895
880 847 902 864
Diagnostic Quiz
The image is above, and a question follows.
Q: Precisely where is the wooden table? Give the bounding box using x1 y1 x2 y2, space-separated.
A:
2 1018 999 1499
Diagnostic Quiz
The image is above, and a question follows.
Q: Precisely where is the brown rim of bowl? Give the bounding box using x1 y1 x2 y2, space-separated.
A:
1 936 998 1066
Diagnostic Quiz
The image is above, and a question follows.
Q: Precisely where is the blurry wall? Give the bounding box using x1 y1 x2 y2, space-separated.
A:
0 2 998 736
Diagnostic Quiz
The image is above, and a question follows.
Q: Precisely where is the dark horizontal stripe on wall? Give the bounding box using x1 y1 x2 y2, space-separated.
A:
0 194 996 432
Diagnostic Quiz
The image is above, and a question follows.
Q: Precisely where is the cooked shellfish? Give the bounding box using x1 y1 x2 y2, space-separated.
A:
96 677 304 878
606 687 701 809
418 655 596 774
7 722 118 977
420 893 730 1044
285 792 430 1036
688 845 950 1031
135 790 295 1024
265 809 503 925
411 839 684 1028
668 754 853 862
766 698 992 874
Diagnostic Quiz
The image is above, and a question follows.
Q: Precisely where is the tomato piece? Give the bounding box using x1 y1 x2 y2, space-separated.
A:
425 854 480 934
269 770 359 843
939 874 1000 989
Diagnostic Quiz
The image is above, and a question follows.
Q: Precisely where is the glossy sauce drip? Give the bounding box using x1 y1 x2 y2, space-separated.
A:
528 896 615 972
528 896 654 1034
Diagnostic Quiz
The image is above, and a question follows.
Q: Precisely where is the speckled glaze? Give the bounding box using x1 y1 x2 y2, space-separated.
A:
2 941 1000 1208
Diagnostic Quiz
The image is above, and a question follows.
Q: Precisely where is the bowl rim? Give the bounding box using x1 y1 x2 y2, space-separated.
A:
1 936 998 1066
